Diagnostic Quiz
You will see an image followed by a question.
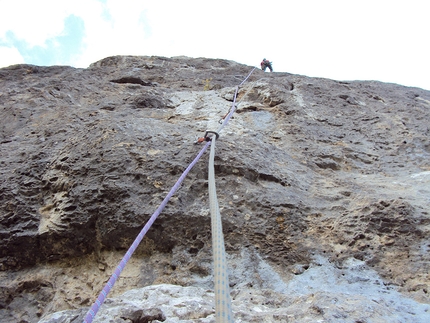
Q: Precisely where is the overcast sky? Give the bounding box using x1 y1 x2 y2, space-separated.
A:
1 0 429 90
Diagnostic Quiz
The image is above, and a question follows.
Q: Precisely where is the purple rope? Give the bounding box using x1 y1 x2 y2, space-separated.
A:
83 67 257 323
83 141 211 323
216 86 239 134
217 67 257 134
239 66 257 86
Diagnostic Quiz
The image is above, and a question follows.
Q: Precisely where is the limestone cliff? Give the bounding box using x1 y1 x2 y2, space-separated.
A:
0 56 429 322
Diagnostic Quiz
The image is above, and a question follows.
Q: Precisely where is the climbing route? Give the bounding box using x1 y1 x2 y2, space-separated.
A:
83 66 257 323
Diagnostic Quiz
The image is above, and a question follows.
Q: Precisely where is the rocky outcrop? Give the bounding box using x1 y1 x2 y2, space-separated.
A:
0 55 429 322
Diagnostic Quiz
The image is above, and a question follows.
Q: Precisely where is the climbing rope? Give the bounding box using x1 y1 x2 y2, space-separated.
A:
83 141 211 323
83 66 256 323
208 134 234 322
204 66 257 323
217 67 257 126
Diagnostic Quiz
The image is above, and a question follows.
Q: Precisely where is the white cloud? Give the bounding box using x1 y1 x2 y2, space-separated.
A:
0 0 71 47
71 0 154 66
0 46 24 67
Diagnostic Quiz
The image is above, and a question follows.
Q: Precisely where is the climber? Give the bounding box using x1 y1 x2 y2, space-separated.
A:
260 58 273 72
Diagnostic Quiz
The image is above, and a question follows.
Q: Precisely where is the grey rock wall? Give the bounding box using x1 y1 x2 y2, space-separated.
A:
0 55 429 322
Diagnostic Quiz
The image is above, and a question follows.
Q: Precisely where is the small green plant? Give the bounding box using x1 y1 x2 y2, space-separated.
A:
203 78 212 91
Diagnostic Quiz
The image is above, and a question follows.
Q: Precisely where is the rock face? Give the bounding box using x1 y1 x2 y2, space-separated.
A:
0 55 429 322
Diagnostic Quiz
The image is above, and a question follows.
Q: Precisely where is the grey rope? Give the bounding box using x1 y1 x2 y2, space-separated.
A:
208 135 234 322
206 67 257 322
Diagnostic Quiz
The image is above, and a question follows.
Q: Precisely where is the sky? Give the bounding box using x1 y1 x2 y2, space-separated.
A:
1 0 429 90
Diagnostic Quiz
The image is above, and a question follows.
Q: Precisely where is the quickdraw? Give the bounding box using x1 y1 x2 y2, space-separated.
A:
195 130 220 144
